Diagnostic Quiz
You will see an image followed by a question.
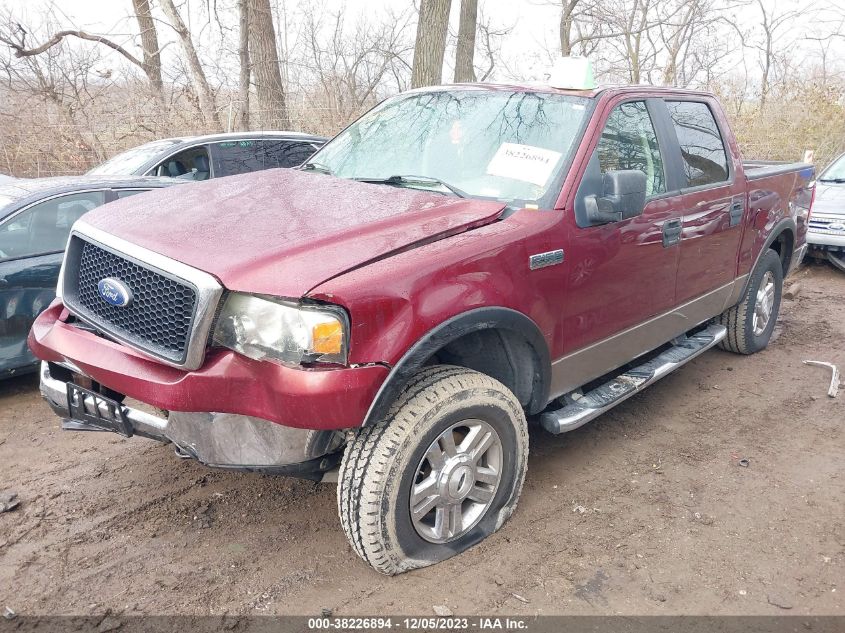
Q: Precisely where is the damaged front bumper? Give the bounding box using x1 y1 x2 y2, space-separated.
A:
39 361 345 479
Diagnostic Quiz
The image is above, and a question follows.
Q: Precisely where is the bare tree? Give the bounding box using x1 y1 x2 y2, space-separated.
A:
750 0 803 110
474 9 511 81
293 2 414 131
0 3 164 98
158 0 221 128
558 0 582 55
454 0 477 82
130 0 163 97
237 0 250 130
247 0 289 129
411 0 452 88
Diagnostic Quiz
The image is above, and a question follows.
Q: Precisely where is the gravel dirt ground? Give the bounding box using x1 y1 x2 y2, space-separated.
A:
0 262 842 618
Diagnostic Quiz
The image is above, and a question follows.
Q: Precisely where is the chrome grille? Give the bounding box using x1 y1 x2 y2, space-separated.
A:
809 217 845 235
76 240 197 360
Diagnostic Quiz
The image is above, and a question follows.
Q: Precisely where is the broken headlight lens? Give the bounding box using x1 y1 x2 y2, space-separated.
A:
212 293 348 366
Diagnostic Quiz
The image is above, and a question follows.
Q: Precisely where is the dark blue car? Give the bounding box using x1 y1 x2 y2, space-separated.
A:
0 176 179 377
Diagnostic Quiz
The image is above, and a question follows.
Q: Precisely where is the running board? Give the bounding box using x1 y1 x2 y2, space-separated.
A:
540 324 727 434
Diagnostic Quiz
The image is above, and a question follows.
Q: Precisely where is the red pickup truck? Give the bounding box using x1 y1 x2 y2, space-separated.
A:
30 81 813 575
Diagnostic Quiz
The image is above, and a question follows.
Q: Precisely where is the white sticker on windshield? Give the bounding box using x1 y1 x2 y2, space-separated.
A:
486 143 563 187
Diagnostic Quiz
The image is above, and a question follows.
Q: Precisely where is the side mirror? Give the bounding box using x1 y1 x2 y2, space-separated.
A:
585 169 647 225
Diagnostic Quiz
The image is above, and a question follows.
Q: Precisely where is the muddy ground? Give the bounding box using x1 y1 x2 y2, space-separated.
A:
0 262 842 617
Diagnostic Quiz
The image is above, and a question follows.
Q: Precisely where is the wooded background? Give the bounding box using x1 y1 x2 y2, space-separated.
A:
1 0 843 178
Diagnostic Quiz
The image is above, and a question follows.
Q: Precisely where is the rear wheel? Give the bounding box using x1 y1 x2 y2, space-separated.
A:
337 366 528 575
717 248 783 354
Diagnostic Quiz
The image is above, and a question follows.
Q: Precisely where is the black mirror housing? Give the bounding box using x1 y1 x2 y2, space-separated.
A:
585 169 648 225
585 195 620 224
602 170 647 219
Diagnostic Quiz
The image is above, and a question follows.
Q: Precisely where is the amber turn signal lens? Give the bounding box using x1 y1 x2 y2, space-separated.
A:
312 321 343 355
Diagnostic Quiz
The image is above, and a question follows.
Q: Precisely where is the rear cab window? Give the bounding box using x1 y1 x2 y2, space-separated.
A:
665 101 729 188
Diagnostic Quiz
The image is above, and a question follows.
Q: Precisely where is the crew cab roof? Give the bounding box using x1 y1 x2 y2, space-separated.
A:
413 82 718 101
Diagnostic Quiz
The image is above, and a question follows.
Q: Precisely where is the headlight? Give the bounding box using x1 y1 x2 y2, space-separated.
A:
212 293 348 366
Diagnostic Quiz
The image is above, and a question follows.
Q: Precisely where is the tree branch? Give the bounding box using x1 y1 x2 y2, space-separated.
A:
7 28 144 68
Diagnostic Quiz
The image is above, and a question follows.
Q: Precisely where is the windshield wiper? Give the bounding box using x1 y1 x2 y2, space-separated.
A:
353 175 468 198
819 177 845 183
301 161 334 175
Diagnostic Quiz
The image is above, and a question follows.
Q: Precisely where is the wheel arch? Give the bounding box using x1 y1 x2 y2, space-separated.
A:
741 218 795 298
766 222 795 277
361 307 551 426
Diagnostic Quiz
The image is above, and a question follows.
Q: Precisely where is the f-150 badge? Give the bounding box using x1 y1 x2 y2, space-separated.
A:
529 249 564 270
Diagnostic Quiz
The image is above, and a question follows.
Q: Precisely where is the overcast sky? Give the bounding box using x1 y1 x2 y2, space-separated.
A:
3 0 843 84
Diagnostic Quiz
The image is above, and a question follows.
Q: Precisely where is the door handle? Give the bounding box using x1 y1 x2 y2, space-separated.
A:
729 196 745 226
0 277 7 287
662 219 682 248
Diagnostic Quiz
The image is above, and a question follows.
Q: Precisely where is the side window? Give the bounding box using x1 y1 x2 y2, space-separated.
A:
0 191 105 262
596 101 666 196
153 146 211 181
115 189 150 199
263 140 319 168
666 101 729 188
211 140 264 177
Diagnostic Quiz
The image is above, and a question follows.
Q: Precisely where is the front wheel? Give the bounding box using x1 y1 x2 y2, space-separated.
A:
717 248 783 354
337 366 528 575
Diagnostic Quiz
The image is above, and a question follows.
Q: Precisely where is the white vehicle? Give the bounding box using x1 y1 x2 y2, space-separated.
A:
808 152 845 272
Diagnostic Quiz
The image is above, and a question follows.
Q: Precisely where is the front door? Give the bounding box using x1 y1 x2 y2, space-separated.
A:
552 99 685 396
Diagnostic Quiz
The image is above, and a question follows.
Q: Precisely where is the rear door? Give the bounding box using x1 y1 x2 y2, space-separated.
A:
665 99 746 303
0 190 106 374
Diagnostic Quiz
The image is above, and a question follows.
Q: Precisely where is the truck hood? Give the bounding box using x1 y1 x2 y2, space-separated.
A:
82 169 506 297
813 182 845 215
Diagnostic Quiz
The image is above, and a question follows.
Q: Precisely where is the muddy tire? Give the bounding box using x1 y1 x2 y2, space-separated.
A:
337 365 528 575
717 248 783 354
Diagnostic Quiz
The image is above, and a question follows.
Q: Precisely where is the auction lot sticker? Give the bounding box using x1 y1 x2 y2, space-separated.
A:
486 143 562 186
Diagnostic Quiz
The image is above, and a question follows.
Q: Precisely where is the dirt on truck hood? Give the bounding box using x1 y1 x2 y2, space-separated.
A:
80 168 506 297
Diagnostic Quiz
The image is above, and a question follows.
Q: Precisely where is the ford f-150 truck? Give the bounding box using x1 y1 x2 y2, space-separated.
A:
29 76 814 575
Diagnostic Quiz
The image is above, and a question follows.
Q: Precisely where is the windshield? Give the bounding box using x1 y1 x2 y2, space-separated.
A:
88 139 183 176
311 89 591 206
820 153 845 182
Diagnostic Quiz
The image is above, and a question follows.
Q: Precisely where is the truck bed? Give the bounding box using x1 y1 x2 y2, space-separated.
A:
742 160 814 181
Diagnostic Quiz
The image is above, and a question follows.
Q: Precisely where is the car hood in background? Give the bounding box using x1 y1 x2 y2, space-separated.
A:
813 182 845 215
79 168 506 297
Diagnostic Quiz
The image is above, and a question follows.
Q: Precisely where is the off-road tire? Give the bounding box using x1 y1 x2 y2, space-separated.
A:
337 365 529 575
717 248 783 354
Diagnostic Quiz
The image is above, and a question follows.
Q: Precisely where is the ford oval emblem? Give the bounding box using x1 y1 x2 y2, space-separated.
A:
830 222 845 232
97 277 133 307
